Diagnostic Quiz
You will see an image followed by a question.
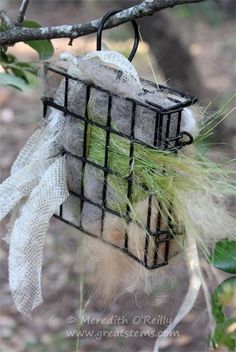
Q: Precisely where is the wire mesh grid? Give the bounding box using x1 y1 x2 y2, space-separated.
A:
43 63 196 270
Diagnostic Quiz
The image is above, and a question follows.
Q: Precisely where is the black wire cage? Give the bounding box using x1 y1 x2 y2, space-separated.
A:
43 11 197 270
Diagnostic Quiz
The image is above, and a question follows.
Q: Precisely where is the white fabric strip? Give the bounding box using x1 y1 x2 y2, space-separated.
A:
152 236 202 352
9 156 68 318
0 159 55 221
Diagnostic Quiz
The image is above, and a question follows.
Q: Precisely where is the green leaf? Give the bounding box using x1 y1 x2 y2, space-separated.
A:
209 239 236 274
10 66 38 85
0 53 38 88
23 70 38 85
11 66 25 79
0 73 28 91
0 50 9 63
0 23 8 32
23 20 54 60
210 319 236 351
211 278 236 350
211 277 236 323
0 50 18 67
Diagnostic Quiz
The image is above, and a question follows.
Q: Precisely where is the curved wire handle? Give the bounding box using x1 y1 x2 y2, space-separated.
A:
97 10 140 62
178 131 194 147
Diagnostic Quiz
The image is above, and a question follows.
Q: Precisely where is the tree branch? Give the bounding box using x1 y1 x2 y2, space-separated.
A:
0 0 205 47
15 0 30 26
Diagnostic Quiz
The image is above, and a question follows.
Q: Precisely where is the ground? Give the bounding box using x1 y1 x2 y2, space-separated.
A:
0 2 235 352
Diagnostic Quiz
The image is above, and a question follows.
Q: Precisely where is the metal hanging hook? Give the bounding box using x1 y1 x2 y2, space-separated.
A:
178 131 194 147
96 10 140 62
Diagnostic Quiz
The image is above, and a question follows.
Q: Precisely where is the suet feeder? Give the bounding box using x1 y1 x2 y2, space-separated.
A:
42 10 197 270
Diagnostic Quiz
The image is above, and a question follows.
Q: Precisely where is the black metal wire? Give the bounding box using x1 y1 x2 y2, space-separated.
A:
124 102 136 250
79 85 91 229
101 95 113 237
97 10 140 62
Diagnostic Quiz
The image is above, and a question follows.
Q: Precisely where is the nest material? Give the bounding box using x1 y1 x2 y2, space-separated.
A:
44 54 236 300
60 78 183 266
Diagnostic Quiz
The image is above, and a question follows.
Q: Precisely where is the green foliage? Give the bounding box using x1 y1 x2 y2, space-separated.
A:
173 1 229 26
0 18 54 90
210 277 236 350
209 240 236 351
209 239 236 274
0 48 38 90
212 277 236 322
0 72 28 90
210 319 236 351
0 22 8 32
23 20 54 60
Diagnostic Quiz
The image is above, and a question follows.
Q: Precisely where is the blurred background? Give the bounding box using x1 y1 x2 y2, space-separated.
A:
0 0 235 351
